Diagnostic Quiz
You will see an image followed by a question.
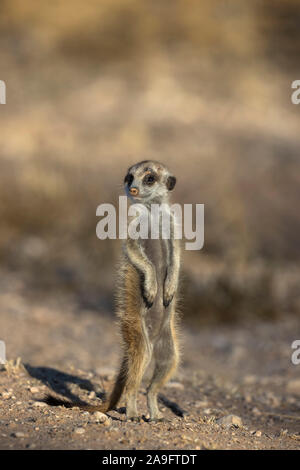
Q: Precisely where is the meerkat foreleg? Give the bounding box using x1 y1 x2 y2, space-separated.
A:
125 238 158 308
163 225 180 308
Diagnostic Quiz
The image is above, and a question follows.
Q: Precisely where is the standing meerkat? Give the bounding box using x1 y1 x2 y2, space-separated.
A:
46 160 181 422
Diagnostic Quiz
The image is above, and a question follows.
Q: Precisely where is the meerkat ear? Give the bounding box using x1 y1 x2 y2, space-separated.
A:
166 175 176 191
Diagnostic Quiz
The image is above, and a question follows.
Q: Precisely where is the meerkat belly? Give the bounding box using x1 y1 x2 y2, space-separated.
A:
142 238 167 341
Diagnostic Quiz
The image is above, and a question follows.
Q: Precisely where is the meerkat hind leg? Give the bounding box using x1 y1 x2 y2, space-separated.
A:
123 334 150 421
147 320 179 422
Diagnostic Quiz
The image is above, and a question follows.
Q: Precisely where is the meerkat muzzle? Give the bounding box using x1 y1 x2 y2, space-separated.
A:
129 187 139 196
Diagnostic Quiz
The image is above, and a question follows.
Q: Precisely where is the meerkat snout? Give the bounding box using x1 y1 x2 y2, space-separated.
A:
129 187 139 196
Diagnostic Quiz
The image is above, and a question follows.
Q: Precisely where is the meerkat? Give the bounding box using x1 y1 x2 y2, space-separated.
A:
45 160 181 422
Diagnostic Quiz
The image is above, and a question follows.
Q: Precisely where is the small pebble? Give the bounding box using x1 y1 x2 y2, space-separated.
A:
165 381 184 390
11 432 26 438
93 411 108 423
26 443 36 449
287 379 300 396
195 400 209 408
74 427 85 434
217 414 243 428
245 394 252 403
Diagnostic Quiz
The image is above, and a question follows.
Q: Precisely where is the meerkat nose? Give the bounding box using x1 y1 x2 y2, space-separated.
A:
129 187 139 196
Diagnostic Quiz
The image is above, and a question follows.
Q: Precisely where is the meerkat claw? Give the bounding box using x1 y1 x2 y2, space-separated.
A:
142 296 154 309
163 295 173 308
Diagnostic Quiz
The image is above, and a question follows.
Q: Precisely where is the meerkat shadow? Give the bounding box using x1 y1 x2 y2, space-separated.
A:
24 364 106 404
158 393 187 418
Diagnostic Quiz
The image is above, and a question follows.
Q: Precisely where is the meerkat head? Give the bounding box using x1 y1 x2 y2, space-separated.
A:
124 160 176 204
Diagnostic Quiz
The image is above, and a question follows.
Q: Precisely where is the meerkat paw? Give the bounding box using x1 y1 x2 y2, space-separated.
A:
148 412 168 423
148 417 169 423
163 277 176 308
141 273 157 309
126 415 142 423
163 293 174 308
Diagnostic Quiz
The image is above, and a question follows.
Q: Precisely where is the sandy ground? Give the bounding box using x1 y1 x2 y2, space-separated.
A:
0 269 299 450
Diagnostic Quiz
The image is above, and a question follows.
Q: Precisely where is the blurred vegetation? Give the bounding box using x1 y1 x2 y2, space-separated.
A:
0 0 300 324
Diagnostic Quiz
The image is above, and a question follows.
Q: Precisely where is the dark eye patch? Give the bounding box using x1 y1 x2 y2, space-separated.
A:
143 173 157 186
124 173 133 186
166 175 176 191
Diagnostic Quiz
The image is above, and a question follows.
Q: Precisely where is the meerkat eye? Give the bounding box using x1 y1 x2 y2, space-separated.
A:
124 173 133 186
143 174 156 186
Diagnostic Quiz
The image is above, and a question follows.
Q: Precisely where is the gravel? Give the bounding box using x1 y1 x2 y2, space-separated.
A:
0 276 299 450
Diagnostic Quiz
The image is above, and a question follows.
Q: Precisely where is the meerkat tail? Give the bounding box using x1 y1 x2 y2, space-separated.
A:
43 359 128 413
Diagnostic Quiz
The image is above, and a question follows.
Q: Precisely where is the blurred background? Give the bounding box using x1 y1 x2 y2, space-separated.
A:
1 0 300 326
